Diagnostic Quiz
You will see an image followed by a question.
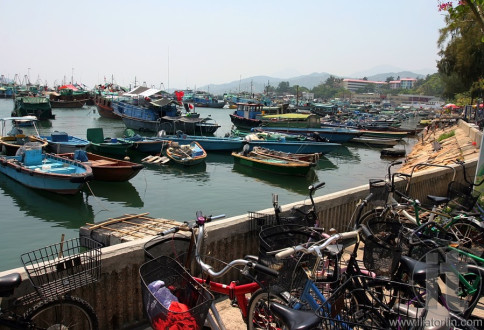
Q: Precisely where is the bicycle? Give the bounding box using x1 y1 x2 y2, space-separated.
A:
140 211 281 330
0 236 101 329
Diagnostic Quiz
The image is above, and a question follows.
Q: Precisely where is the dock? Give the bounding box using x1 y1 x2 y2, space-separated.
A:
79 213 185 246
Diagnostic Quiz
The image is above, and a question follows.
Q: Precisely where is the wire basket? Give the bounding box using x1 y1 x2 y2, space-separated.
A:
362 218 402 277
447 181 480 211
318 275 426 329
248 211 276 227
21 237 102 300
140 256 214 330
258 224 329 290
369 179 390 207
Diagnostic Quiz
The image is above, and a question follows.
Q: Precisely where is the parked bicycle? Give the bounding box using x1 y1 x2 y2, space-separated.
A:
0 237 101 329
140 211 281 330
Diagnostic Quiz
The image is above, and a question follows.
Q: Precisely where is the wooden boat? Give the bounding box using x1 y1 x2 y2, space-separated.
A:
251 146 320 165
94 95 122 119
229 103 263 131
32 131 90 153
0 116 48 156
86 128 132 156
12 96 55 120
57 151 144 182
358 129 408 140
165 141 207 166
231 148 313 176
0 143 93 194
351 137 400 148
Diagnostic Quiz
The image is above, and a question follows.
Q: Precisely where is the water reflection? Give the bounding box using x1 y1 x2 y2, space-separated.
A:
0 175 94 227
327 145 361 163
232 163 319 195
84 181 144 207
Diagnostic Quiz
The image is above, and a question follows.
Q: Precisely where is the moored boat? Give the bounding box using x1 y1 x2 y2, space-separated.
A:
0 143 93 194
57 150 144 182
165 141 207 166
12 96 55 120
0 116 48 155
251 146 320 165
49 99 87 108
243 133 340 154
86 128 132 156
350 136 400 148
256 126 362 143
156 130 244 152
231 147 313 176
229 103 263 131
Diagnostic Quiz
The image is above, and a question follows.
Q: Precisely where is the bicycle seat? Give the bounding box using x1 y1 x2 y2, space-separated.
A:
0 273 21 297
426 195 449 205
270 302 321 330
400 255 438 282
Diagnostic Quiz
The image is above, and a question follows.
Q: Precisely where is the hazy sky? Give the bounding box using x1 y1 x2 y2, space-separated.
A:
1 1 446 91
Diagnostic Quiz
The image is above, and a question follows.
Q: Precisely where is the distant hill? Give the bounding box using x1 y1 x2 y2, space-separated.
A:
196 70 434 95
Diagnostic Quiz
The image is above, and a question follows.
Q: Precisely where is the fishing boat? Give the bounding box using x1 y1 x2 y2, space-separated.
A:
32 131 90 153
229 103 263 131
165 141 207 166
57 150 144 182
0 143 93 194
86 128 132 156
11 96 55 120
350 136 400 148
251 146 320 165
49 99 87 108
0 116 49 155
256 126 362 143
231 147 313 176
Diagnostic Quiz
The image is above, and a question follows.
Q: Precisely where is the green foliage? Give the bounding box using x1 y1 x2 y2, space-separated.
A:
437 130 455 142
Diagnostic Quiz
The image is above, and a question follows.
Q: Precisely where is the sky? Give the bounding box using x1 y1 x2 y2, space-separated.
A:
0 0 446 91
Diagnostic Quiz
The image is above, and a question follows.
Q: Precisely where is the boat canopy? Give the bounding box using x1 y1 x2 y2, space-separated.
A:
123 86 161 97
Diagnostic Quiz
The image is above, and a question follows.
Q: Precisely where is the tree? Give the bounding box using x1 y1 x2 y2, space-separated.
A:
438 1 484 39
385 76 395 83
276 81 290 93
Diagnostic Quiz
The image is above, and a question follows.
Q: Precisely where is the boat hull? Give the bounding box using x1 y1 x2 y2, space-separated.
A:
165 141 207 166
0 136 49 156
156 135 244 152
256 126 361 143
232 152 311 176
58 152 143 182
246 140 340 154
96 99 122 119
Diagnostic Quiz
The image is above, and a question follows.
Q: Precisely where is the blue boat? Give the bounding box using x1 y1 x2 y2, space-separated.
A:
156 131 244 152
117 129 168 154
0 143 93 194
33 131 91 154
254 126 362 143
245 138 340 154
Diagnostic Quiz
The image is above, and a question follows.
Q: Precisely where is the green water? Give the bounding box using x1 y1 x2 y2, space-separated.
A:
0 99 416 271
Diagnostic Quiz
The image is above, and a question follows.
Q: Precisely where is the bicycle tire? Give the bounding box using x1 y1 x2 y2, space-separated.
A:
24 295 98 330
246 287 290 330
446 219 484 257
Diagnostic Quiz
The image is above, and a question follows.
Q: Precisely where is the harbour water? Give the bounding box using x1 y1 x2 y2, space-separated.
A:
0 99 417 271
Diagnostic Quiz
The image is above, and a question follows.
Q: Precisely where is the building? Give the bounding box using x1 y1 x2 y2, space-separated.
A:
342 79 387 92
389 78 418 90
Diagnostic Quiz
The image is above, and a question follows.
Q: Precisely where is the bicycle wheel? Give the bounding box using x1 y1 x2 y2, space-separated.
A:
447 219 484 257
24 295 98 330
246 287 289 330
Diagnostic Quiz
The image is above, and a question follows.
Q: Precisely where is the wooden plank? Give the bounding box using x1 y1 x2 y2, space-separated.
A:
86 213 150 229
93 225 145 238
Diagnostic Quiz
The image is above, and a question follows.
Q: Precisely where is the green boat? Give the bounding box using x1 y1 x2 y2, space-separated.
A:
12 96 54 120
231 149 313 176
86 128 132 156
260 113 321 128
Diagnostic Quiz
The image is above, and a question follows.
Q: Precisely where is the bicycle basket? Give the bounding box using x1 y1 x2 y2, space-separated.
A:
248 211 276 227
447 181 480 211
144 233 192 263
369 179 390 207
21 237 102 300
363 237 401 278
140 256 213 330
258 224 327 290
318 275 426 329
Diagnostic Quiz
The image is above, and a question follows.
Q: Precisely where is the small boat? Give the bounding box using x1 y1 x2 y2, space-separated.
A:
57 150 144 182
231 147 313 176
251 146 320 165
86 128 132 156
32 131 91 153
12 96 55 120
351 137 400 148
229 103 263 131
165 141 207 166
0 143 93 194
0 116 49 156
244 133 340 154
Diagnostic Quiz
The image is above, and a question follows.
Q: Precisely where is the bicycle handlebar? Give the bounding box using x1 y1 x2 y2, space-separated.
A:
309 182 325 192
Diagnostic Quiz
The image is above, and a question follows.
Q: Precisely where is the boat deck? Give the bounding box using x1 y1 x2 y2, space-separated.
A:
79 213 185 247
